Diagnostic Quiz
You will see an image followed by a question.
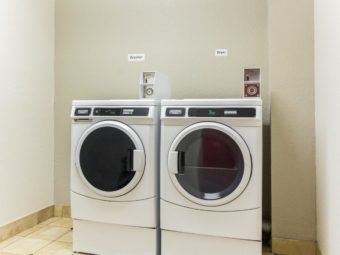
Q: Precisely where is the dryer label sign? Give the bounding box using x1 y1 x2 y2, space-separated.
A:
215 49 228 57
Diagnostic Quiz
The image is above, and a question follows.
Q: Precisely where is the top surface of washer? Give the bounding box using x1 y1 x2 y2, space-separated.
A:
161 98 262 106
72 99 160 106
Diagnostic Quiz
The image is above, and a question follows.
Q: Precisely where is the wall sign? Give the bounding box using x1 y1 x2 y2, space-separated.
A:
128 54 145 62
215 49 228 57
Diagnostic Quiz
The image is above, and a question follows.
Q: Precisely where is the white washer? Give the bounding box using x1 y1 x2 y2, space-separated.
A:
71 99 160 255
160 99 262 255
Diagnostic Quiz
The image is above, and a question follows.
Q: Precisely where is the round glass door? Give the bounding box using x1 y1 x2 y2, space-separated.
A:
75 121 145 197
168 122 251 206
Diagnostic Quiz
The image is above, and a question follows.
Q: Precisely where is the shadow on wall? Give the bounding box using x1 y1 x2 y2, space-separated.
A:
263 124 271 246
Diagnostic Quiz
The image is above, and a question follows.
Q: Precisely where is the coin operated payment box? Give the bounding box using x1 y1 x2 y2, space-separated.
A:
244 68 261 98
139 71 172 99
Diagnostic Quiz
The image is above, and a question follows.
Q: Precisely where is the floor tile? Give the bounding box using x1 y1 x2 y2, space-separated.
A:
56 231 72 243
49 218 72 229
0 217 275 255
17 224 46 237
39 217 60 226
34 241 72 255
0 236 23 249
1 238 50 255
27 226 70 241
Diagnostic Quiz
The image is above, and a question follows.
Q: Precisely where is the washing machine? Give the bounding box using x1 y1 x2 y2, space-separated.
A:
160 99 262 255
70 99 160 255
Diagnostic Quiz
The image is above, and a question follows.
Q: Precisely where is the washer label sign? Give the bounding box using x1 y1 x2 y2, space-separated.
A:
128 54 145 62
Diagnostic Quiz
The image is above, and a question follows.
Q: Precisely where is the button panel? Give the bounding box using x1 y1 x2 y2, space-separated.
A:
166 108 186 117
188 108 256 117
93 108 149 116
75 108 91 116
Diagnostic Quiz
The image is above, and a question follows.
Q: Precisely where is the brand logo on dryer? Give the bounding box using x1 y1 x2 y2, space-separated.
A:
224 110 237 115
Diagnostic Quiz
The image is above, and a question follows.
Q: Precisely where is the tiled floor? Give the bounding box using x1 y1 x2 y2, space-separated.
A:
0 217 274 254
0 217 73 255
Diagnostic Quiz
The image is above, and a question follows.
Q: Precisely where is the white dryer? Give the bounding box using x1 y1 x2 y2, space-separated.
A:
160 99 262 255
70 100 160 255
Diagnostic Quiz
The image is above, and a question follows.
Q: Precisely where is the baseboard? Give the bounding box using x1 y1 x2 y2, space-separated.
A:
0 205 71 243
0 205 54 242
54 205 71 218
316 246 322 255
272 238 317 255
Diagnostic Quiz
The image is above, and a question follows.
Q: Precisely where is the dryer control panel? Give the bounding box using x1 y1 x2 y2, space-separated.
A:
188 108 256 117
165 107 256 118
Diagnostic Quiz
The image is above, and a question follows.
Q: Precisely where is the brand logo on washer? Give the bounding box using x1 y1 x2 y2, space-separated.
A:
224 110 237 115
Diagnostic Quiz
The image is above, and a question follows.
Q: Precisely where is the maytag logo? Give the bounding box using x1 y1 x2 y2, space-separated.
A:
224 110 237 115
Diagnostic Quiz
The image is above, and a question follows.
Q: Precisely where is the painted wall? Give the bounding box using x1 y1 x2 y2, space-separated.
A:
0 0 55 226
268 0 316 241
55 0 317 243
55 0 269 205
315 0 340 254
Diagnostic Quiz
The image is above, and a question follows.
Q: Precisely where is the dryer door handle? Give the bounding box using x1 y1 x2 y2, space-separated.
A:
168 151 185 175
127 149 145 172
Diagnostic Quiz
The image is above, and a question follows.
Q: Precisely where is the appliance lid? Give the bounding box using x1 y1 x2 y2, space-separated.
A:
72 99 160 107
161 98 262 107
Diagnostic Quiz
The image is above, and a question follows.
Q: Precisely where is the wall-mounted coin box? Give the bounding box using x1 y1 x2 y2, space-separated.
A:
139 71 172 99
244 68 261 97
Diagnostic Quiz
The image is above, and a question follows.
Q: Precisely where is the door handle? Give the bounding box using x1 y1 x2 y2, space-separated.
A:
127 149 145 172
168 151 185 175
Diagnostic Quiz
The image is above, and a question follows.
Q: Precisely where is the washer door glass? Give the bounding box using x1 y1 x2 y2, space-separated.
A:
76 121 145 197
168 122 251 206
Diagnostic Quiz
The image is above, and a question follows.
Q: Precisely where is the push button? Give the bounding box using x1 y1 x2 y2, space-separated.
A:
166 108 186 117
75 108 91 116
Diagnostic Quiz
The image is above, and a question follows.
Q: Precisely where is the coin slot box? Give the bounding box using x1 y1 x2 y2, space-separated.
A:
244 68 261 97
139 71 171 99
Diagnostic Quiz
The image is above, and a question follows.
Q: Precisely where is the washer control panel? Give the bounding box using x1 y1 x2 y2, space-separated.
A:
74 107 149 117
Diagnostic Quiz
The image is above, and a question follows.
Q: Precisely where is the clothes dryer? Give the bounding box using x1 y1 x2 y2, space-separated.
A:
160 99 262 255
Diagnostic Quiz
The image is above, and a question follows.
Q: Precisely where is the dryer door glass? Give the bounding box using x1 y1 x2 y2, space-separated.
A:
79 127 136 192
175 128 245 201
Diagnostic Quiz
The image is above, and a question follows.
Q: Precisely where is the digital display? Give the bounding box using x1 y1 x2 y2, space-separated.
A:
94 108 121 116
208 110 218 116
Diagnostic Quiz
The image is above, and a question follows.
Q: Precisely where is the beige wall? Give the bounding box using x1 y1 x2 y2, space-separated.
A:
0 0 55 226
55 0 269 205
55 0 317 244
315 0 340 254
268 0 316 241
